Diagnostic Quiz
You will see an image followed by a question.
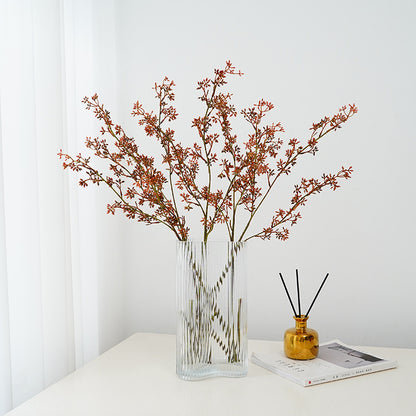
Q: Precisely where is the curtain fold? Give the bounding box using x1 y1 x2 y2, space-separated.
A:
0 0 118 413
0 99 12 416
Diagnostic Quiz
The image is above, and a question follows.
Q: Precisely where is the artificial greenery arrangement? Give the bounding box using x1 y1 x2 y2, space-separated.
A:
58 61 357 243
59 62 357 379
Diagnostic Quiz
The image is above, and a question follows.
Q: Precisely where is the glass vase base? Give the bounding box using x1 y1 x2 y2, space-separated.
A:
177 362 248 381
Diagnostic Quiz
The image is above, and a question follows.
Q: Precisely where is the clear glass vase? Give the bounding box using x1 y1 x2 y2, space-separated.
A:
176 241 248 380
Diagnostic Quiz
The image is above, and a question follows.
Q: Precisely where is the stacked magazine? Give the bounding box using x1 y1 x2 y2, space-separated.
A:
251 340 397 386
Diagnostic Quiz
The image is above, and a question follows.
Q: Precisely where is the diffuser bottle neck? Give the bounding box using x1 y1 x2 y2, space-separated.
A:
294 315 308 333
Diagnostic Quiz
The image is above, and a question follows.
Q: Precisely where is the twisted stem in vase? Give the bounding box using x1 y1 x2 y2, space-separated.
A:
180 241 245 364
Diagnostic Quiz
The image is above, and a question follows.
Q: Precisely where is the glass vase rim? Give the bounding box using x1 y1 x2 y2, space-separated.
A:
176 240 246 245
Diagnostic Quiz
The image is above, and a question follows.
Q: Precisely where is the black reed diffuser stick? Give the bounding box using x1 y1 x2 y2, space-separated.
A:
305 273 329 318
278 271 330 318
296 269 301 317
279 273 298 317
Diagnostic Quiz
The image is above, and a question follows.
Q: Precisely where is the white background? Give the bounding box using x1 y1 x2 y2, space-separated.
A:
3 0 415 360
83 0 416 349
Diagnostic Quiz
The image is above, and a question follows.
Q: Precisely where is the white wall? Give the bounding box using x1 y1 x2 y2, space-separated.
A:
90 0 416 348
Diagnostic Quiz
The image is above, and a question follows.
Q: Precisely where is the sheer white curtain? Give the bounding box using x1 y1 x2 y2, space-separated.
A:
0 0 121 413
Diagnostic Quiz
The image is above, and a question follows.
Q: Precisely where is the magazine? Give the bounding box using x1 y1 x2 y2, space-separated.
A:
251 340 397 386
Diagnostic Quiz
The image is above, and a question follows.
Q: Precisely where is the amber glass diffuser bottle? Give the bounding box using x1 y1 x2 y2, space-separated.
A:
279 271 329 360
284 315 319 360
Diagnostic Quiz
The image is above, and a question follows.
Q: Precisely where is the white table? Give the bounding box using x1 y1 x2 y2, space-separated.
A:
6 333 416 416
